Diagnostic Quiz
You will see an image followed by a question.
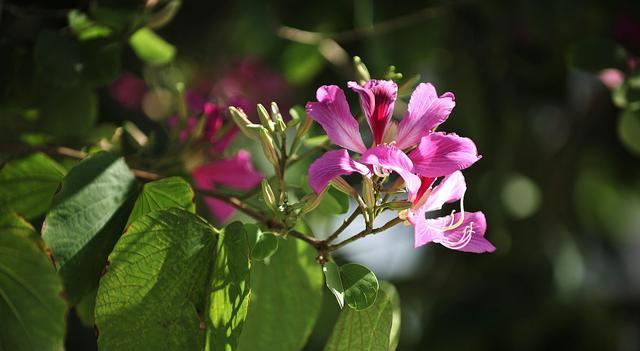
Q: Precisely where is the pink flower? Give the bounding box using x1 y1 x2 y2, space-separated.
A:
306 80 491 252
306 81 478 198
406 171 494 253
192 150 262 222
108 72 147 110
599 68 625 90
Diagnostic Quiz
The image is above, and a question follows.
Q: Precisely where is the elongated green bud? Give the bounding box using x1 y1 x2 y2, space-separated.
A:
258 127 279 166
257 103 275 132
362 177 375 209
271 102 287 133
353 56 371 84
261 179 276 210
300 192 325 215
385 200 413 210
331 177 358 198
288 105 305 127
229 107 259 140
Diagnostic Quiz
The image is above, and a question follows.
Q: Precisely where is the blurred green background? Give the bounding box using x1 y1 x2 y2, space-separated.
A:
2 0 640 350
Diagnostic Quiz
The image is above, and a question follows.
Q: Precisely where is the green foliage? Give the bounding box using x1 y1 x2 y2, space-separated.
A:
0 211 36 238
127 176 195 225
324 288 394 351
282 43 325 84
315 186 350 215
251 231 279 261
95 208 216 351
68 10 113 41
38 84 98 137
0 153 66 220
324 262 345 309
206 222 251 351
129 27 177 65
0 231 67 351
340 263 379 311
618 108 640 155
237 238 323 351
42 152 138 303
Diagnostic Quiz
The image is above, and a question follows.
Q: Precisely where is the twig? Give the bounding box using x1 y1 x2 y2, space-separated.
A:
327 217 403 252
325 208 361 243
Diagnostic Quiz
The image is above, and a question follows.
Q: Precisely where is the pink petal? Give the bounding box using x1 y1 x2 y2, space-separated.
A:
395 83 455 150
409 132 480 178
308 149 371 193
203 196 236 222
413 211 494 253
192 150 262 190
306 85 367 153
422 171 467 212
348 80 398 145
360 145 420 197
599 68 625 90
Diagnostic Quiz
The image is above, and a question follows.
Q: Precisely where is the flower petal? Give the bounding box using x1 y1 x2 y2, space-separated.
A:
423 171 467 212
308 149 371 193
412 211 494 253
306 85 367 153
191 150 262 190
395 83 455 150
360 145 420 197
348 80 398 145
409 132 480 178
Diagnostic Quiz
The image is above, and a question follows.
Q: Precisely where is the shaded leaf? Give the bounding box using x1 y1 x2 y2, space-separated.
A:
237 238 323 351
380 282 401 351
324 261 345 309
206 222 251 351
251 231 279 261
341 263 379 310
39 84 98 137
0 231 67 351
0 153 66 219
95 208 217 351
42 152 138 303
0 211 36 238
127 176 195 226
324 289 393 351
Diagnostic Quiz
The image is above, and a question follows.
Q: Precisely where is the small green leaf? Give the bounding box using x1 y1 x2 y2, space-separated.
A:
340 263 379 310
238 238 323 351
206 221 251 351
129 27 176 65
252 232 279 261
127 176 195 226
42 152 138 303
324 262 345 309
0 153 66 219
95 208 216 351
324 288 394 351
68 10 113 41
0 231 67 351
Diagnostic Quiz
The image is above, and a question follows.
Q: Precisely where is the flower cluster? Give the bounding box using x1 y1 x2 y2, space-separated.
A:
306 80 495 253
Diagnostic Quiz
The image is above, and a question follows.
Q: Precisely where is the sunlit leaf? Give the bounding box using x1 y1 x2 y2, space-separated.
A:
129 27 176 65
42 152 138 303
340 263 379 310
252 231 279 261
127 176 195 226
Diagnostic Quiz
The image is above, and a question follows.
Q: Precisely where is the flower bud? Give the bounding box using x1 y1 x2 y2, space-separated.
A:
386 201 412 210
261 179 277 210
271 102 287 134
258 127 279 166
331 177 358 198
362 177 375 209
257 103 275 132
353 56 371 84
229 107 259 140
300 192 325 215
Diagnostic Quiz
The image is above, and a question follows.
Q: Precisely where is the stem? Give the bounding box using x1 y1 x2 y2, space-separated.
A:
325 208 361 243
327 217 403 252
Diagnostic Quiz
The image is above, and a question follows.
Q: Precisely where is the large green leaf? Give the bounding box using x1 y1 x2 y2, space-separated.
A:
42 152 138 303
127 176 195 226
205 222 251 351
0 211 36 238
323 289 394 351
237 237 323 351
0 231 67 351
95 208 217 351
0 153 66 219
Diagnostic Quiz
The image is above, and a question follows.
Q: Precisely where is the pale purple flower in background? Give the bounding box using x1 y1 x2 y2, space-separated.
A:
599 68 625 90
108 72 147 110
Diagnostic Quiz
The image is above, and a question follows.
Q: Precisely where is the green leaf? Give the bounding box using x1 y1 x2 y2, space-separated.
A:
238 238 323 351
68 10 113 41
0 153 66 219
324 261 345 309
34 30 83 87
251 232 279 261
618 108 640 155
205 222 251 351
95 208 216 351
323 289 394 351
316 186 350 215
127 176 195 226
129 27 176 65
39 84 98 137
303 135 329 147
0 211 36 238
379 282 401 351
340 263 379 310
42 152 138 303
0 231 67 351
